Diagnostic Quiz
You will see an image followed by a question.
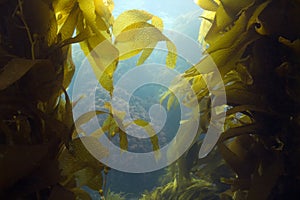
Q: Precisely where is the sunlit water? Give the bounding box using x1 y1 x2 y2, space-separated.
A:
70 1 203 199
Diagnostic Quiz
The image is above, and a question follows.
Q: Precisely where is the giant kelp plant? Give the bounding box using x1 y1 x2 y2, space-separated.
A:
146 0 300 199
0 0 175 199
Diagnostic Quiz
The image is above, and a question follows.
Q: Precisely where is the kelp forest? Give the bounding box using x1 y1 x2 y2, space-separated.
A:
0 0 299 199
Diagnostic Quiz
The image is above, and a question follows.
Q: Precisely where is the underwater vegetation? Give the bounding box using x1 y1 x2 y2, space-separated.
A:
0 0 171 199
141 178 220 200
147 0 300 199
0 0 299 200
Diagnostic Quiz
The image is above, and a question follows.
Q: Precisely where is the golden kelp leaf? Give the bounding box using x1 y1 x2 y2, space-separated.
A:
77 0 95 23
214 4 233 31
222 70 244 86
77 11 118 94
237 114 254 125
74 167 97 187
58 148 85 177
221 0 254 17
199 106 211 131
86 173 103 190
115 26 177 68
103 0 114 12
109 124 119 137
63 48 76 89
74 167 102 191
119 129 128 151
75 110 107 127
115 26 166 60
160 77 187 108
69 136 109 165
58 4 79 41
131 119 160 157
136 46 156 66
194 0 219 11
133 119 149 127
167 112 199 162
94 0 113 23
53 0 76 31
78 0 108 32
121 22 153 33
99 61 118 94
151 16 164 30
194 28 260 77
167 93 176 110
113 10 153 36
0 58 38 90
151 137 161 160
101 115 115 133
150 135 160 152
166 41 177 68
206 12 247 54
198 10 215 50
85 34 116 66
60 28 92 47
247 0 271 30
90 127 105 138
191 75 207 93
84 34 115 58
205 0 262 44
133 119 156 138
113 11 167 65
58 136 109 177
160 90 171 105
203 0 249 45
113 10 177 68
108 112 125 137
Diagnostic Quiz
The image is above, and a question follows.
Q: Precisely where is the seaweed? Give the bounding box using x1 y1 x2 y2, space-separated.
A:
1 0 299 199
0 0 175 199
157 0 300 199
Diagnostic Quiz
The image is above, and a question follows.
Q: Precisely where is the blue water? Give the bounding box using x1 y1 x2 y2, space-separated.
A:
69 1 204 199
